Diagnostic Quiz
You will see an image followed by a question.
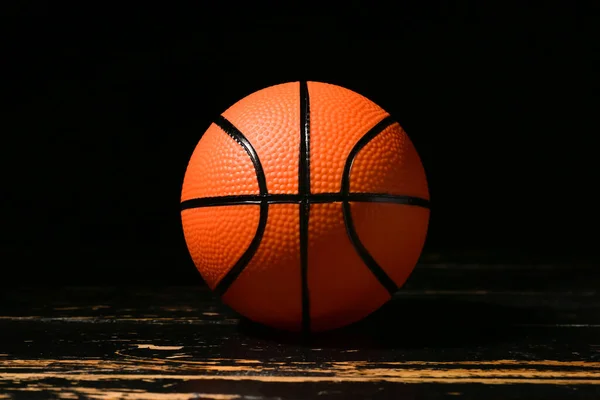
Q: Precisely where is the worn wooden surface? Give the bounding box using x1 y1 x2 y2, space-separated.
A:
1 263 599 399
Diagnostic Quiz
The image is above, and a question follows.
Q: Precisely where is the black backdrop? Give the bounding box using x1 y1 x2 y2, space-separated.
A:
2 3 597 284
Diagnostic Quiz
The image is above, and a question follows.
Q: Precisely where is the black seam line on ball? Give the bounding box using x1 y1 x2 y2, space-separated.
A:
342 201 398 295
299 81 311 197
180 193 431 210
211 115 270 296
180 194 300 209
214 201 269 296
340 115 400 296
299 81 311 334
215 115 268 196
345 193 430 208
300 199 310 334
341 115 396 195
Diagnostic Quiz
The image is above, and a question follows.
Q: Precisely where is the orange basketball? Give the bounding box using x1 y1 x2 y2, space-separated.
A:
180 81 430 333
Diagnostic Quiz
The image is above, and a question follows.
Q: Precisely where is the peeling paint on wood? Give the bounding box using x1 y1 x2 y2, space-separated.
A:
135 345 184 350
1 358 599 383
2 372 600 385
2 282 600 399
0 387 241 399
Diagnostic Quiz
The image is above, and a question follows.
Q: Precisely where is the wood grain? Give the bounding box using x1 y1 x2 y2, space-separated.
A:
1 264 599 399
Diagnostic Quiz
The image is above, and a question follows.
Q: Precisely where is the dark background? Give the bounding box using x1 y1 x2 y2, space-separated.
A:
1 3 597 285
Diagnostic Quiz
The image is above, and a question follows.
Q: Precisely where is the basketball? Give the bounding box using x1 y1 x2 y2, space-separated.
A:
180 81 430 333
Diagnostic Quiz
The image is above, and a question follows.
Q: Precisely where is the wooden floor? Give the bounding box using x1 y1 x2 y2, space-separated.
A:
1 263 599 399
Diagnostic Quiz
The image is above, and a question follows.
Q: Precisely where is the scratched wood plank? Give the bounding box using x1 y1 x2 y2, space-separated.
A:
1 264 599 399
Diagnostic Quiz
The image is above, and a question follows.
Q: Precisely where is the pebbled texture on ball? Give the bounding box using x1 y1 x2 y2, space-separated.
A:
181 80 431 333
350 123 430 199
222 82 300 194
181 205 260 289
222 204 302 331
307 81 389 194
307 203 391 332
350 202 430 288
181 123 259 201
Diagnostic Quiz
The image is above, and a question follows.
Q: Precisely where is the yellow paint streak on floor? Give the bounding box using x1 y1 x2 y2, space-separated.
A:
133 357 600 369
1 358 600 385
1 372 600 385
373 360 600 368
3 358 600 371
62 388 240 400
135 345 184 351
5 386 240 399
